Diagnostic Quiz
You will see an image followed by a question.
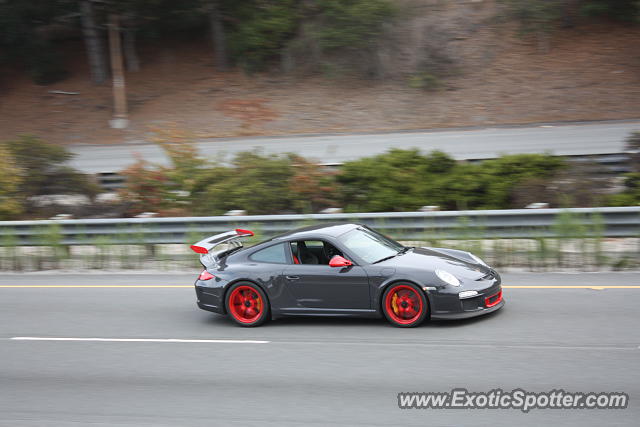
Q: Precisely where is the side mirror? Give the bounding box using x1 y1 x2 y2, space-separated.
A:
329 255 352 268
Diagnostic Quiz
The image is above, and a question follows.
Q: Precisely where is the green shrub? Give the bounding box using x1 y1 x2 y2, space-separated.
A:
581 0 640 22
287 0 396 76
408 72 441 90
0 144 22 219
499 0 563 34
337 150 565 212
191 151 296 215
608 173 640 206
312 0 395 51
4 135 99 204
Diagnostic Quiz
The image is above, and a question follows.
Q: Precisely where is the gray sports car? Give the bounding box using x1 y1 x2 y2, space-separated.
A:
191 223 504 327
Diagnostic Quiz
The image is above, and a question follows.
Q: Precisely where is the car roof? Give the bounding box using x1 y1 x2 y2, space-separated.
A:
272 223 360 241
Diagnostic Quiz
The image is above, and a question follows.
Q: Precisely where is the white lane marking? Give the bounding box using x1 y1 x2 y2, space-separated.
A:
10 337 269 344
5 337 635 351
272 341 637 351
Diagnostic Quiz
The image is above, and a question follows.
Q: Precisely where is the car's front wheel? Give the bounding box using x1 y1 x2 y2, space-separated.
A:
225 283 270 327
382 283 428 327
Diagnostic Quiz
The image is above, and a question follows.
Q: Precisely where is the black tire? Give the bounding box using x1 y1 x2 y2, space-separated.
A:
225 282 270 327
381 283 428 328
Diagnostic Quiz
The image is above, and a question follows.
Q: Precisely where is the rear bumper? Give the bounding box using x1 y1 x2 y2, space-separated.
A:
197 300 224 314
195 285 224 314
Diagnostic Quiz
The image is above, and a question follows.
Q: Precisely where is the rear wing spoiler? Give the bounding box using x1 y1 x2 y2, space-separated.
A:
190 228 254 255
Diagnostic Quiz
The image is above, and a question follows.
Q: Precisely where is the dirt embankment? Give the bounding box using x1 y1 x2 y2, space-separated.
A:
1 21 638 146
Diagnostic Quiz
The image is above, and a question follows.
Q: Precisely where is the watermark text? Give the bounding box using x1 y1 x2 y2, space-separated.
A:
398 388 629 412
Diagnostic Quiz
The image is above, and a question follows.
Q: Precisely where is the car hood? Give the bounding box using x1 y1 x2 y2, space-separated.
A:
374 247 491 281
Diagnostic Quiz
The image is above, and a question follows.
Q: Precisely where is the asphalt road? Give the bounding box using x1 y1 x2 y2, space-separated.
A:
68 120 640 173
1 272 639 426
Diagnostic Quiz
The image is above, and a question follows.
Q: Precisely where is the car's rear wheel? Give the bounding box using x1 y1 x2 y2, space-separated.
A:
225 283 270 327
382 283 428 328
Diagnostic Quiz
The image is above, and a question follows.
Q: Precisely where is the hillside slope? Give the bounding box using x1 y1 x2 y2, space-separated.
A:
1 23 638 146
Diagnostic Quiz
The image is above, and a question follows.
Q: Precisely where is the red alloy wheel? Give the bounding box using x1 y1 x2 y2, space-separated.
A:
227 285 265 324
383 284 426 327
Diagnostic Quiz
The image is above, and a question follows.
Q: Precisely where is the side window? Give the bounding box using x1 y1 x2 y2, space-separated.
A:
249 243 287 264
290 240 343 265
303 240 324 249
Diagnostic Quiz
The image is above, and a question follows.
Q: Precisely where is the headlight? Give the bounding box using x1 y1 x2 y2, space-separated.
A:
435 269 461 287
469 253 488 266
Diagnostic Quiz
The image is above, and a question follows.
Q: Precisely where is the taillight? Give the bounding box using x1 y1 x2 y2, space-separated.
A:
235 228 254 236
199 270 214 281
191 245 208 254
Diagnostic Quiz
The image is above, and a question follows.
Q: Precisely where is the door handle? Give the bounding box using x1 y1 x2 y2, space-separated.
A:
286 275 300 280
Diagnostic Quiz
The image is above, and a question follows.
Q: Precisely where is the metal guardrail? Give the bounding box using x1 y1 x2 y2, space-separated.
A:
0 207 638 246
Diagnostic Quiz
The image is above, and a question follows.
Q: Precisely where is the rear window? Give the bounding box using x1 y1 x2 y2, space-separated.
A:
249 243 287 264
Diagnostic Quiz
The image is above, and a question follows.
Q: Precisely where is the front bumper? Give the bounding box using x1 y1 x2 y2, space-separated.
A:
430 297 504 319
429 281 504 320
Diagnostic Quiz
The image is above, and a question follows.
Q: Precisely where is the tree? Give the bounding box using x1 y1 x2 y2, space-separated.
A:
0 0 73 84
225 0 299 72
80 0 109 84
208 0 229 71
80 0 208 78
122 12 140 72
0 144 23 219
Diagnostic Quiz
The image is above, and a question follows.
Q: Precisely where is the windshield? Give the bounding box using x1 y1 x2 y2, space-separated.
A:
338 227 404 264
